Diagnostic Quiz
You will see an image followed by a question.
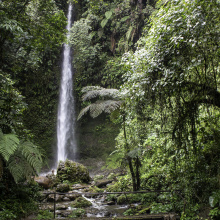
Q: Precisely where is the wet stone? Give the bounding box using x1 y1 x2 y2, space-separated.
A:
39 204 54 211
55 210 62 215
47 194 64 202
107 201 115 205
67 192 81 201
72 183 90 190
60 210 72 217
104 211 111 217
63 197 70 201
56 204 68 210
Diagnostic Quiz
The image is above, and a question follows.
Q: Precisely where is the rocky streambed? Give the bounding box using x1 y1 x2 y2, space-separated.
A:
39 184 135 219
35 159 137 219
33 159 179 219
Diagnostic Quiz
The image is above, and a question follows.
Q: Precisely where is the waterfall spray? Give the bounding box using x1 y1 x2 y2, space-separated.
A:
57 4 77 165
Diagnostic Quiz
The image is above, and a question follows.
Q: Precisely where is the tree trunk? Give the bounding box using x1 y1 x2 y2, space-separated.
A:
135 157 141 190
128 156 137 191
123 114 137 191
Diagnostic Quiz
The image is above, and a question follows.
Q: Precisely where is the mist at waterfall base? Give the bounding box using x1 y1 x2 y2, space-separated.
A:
56 3 77 168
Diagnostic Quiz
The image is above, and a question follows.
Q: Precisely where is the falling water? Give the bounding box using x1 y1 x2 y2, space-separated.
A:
57 4 77 164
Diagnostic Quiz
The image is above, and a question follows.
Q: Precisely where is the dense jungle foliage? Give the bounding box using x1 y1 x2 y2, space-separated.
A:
73 0 220 219
0 0 219 219
0 0 67 218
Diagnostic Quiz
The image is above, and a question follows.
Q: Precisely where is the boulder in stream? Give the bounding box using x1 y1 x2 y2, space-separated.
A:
66 192 81 201
34 176 51 189
94 179 113 188
57 159 90 183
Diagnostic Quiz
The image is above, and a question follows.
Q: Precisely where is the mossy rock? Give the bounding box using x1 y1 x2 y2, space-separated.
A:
71 197 92 208
69 208 86 218
57 159 90 184
117 194 127 205
46 173 57 188
56 183 70 193
93 174 104 181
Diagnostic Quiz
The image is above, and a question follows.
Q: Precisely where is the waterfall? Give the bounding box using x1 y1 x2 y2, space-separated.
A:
57 4 77 165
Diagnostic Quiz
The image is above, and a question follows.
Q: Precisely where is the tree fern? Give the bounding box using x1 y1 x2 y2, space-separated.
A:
78 86 123 120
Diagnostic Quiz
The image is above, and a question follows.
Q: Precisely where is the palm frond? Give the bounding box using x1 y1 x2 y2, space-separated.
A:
0 129 19 161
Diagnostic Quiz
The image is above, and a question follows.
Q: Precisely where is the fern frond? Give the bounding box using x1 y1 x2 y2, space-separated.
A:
7 141 43 183
103 100 123 114
19 141 43 173
77 105 91 120
8 153 34 183
78 100 122 120
90 101 104 118
0 130 19 161
81 86 103 93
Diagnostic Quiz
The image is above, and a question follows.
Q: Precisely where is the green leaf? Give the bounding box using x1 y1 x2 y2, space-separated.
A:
120 16 130 22
101 18 108 28
98 28 104 38
127 148 141 158
105 11 112 19
126 26 133 40
209 196 215 208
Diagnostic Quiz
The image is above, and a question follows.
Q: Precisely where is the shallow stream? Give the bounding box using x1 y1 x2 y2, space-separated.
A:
40 188 138 219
